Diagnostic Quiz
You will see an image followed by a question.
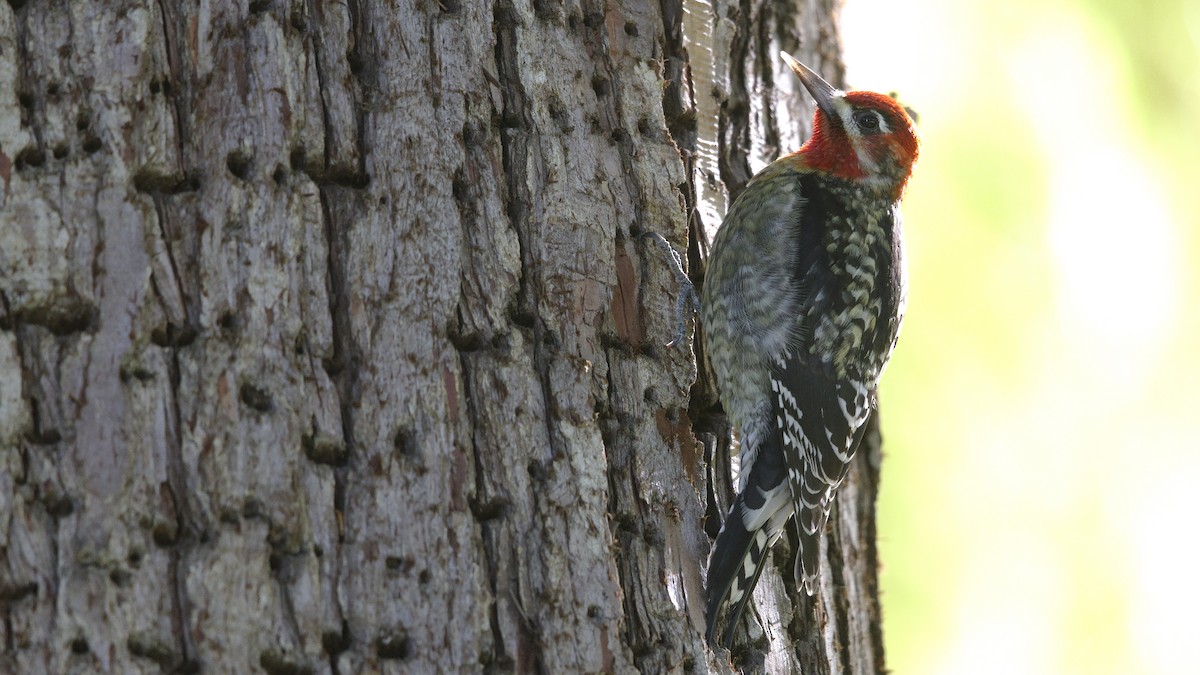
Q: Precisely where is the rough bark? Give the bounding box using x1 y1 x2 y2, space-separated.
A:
0 1 883 673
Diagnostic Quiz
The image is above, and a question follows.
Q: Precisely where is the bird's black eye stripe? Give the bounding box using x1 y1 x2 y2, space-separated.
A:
853 110 882 133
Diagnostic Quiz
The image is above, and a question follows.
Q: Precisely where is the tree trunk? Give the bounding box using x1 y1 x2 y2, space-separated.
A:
0 1 884 673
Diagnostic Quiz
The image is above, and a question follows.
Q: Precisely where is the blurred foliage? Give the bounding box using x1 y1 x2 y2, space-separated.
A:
841 0 1200 672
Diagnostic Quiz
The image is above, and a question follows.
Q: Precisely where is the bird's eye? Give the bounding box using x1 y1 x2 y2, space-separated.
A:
854 110 882 133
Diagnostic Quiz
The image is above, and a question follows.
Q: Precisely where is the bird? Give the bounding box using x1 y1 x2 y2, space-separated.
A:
700 52 920 648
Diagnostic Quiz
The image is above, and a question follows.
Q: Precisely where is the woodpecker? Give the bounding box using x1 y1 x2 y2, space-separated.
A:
701 53 919 648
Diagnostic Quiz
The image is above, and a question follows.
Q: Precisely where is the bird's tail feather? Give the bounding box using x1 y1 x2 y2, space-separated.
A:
705 496 792 647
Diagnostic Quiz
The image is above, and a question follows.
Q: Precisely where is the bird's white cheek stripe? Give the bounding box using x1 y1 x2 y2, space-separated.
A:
854 146 880 175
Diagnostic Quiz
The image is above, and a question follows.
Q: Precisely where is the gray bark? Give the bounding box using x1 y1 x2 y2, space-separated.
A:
0 1 884 673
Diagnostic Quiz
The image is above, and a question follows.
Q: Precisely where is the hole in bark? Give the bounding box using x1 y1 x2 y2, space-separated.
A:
468 496 510 522
25 426 61 446
75 112 90 130
242 498 265 519
109 568 132 587
226 150 252 181
272 163 288 185
52 142 68 159
258 650 311 675
44 493 74 517
149 79 161 95
418 569 431 585
490 332 511 352
133 169 185 193
15 299 98 335
217 311 237 331
591 75 610 98
526 459 547 482
302 432 347 466
376 630 409 660
70 637 89 654
239 382 274 413
394 426 421 461
389 556 415 574
0 581 37 602
152 522 179 547
439 0 460 12
15 146 45 170
16 90 32 109
450 172 470 205
119 365 154 381
624 21 638 36
82 135 102 154
248 0 270 13
46 82 60 98
506 301 536 329
582 10 603 28
322 621 350 656
637 116 654 137
447 323 485 352
587 605 600 618
611 128 629 144
127 549 144 567
347 49 364 75
289 145 307 171
462 119 485 147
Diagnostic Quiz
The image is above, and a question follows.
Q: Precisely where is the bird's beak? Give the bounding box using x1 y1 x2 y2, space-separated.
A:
781 52 841 120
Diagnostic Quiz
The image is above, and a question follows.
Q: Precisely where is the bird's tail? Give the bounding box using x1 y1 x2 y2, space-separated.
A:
704 492 793 648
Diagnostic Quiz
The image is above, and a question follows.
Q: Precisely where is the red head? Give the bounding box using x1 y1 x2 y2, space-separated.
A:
781 54 920 200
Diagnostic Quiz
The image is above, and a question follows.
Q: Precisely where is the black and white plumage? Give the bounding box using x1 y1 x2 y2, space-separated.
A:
700 54 918 648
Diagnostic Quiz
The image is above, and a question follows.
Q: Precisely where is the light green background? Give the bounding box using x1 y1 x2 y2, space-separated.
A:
841 0 1200 672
